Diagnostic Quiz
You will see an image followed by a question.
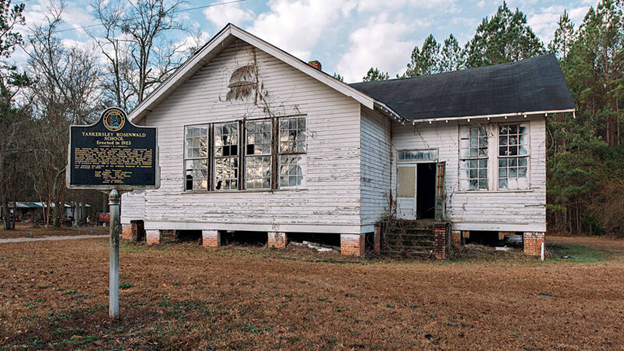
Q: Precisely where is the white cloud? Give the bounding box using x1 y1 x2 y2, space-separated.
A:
336 13 416 82
527 5 565 43
204 0 254 29
356 0 456 12
568 6 590 26
527 5 589 44
247 0 349 61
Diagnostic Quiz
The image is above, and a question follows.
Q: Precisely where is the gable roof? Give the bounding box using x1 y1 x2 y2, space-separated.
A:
350 54 576 123
130 24 402 124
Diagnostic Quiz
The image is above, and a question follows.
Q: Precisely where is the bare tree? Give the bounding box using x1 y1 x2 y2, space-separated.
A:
24 1 102 226
91 0 187 110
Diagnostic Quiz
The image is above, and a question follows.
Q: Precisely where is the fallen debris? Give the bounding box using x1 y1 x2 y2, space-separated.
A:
291 241 336 252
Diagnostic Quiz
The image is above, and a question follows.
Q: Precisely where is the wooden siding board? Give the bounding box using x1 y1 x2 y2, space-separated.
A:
360 108 392 227
121 39 362 233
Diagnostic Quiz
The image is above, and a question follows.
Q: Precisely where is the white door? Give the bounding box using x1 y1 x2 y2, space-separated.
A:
397 165 416 219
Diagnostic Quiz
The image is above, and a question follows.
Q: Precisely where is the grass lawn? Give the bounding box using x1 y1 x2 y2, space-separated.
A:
0 234 623 350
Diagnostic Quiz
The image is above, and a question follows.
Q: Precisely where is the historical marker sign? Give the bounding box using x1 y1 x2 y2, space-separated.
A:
67 107 160 190
67 107 159 319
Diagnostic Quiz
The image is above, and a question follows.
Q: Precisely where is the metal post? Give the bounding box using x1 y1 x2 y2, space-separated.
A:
108 189 120 318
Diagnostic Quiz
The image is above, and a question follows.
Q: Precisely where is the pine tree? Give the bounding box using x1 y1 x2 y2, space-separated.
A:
363 67 389 82
464 1 544 68
548 10 576 59
439 34 463 72
547 0 624 235
332 72 345 82
405 34 440 77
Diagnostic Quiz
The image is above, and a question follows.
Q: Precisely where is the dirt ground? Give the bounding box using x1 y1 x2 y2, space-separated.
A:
1 234 623 350
0 224 107 239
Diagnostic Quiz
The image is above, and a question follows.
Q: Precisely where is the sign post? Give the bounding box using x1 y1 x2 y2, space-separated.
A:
67 107 159 319
108 189 120 318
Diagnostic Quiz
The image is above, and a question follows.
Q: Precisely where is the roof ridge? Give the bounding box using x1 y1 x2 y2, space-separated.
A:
350 53 556 86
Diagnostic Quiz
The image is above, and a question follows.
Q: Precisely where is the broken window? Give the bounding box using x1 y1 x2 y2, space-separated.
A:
280 117 306 153
245 120 272 189
498 123 529 189
184 126 209 190
398 149 438 161
214 122 239 190
279 117 306 187
459 126 488 190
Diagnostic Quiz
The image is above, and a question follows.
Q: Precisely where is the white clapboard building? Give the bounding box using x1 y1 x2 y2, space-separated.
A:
121 24 575 258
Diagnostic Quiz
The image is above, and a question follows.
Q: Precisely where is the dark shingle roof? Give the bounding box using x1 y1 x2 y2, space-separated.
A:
349 54 575 121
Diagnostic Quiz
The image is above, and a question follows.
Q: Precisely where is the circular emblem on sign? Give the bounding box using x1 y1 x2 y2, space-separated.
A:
103 108 126 132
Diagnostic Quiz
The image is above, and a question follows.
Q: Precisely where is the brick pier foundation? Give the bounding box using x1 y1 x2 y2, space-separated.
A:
202 230 221 248
373 226 381 253
146 230 161 245
122 224 132 240
523 232 545 256
341 234 365 257
268 232 287 249
434 223 449 260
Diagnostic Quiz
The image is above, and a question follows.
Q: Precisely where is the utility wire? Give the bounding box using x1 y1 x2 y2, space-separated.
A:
46 0 248 33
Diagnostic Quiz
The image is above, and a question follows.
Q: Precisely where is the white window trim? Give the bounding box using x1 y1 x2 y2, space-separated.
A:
244 119 273 190
183 124 209 191
494 122 531 191
213 121 241 192
458 122 531 192
459 125 490 191
278 116 307 189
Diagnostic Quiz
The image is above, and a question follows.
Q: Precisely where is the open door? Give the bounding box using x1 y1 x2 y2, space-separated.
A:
434 161 446 221
397 165 416 219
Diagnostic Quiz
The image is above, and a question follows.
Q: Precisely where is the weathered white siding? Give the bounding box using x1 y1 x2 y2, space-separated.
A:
122 39 363 234
392 116 547 232
360 107 392 229
120 191 145 225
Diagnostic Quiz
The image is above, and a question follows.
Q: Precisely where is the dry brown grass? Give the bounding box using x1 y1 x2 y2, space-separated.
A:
0 224 107 239
1 236 623 350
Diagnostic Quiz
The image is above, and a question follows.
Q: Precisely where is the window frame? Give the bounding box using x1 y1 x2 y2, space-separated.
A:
213 120 242 192
278 116 307 189
182 115 308 193
457 121 532 192
459 125 489 191
244 118 273 190
183 124 210 192
496 122 530 191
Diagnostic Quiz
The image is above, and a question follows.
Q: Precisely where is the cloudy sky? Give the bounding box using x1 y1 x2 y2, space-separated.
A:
17 0 598 82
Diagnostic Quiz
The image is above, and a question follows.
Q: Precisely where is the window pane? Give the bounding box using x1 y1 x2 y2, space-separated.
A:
215 157 239 190
279 117 306 153
247 120 272 156
245 155 271 189
460 127 488 191
497 123 529 190
185 127 208 159
469 179 478 190
518 157 527 167
185 159 208 190
280 155 304 187
215 122 239 157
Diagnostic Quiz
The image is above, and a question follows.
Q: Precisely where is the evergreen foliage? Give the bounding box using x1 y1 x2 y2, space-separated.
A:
363 67 389 82
464 2 544 68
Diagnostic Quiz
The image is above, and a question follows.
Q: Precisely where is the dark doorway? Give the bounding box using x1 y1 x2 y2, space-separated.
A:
417 163 436 219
